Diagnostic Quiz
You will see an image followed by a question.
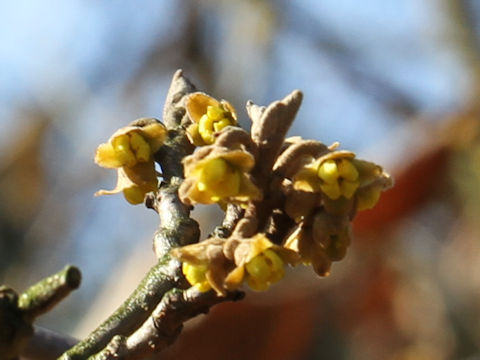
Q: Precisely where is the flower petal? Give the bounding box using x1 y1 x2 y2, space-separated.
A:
95 143 124 168
186 92 220 124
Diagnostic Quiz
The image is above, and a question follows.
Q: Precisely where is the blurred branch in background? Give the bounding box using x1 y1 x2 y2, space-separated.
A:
0 110 49 275
280 2 421 119
444 0 480 99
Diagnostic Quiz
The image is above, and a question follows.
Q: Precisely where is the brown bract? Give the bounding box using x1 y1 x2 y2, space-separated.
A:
284 210 352 277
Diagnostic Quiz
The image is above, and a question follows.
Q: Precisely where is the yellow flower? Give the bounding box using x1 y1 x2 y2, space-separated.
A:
293 151 359 200
171 235 299 295
171 237 230 295
186 92 237 146
94 119 166 204
182 262 211 292
292 150 392 213
95 119 166 168
224 234 299 292
179 146 261 206
244 249 285 291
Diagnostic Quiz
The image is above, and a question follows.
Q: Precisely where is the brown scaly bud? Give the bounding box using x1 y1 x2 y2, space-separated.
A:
284 210 352 277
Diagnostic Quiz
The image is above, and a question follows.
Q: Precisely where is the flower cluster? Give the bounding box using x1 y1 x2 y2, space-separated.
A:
94 81 392 296
174 91 391 292
279 145 392 275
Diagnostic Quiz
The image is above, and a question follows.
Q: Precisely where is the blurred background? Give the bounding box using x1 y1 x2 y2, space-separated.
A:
1 0 480 359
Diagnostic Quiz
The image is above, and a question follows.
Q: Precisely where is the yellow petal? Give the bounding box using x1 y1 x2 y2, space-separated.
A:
235 173 261 203
186 123 205 146
264 249 284 271
220 150 255 172
186 92 220 123
213 118 232 132
224 265 245 289
356 186 382 211
129 132 151 162
198 114 216 144
198 157 228 184
180 178 217 205
340 180 359 199
268 268 285 284
197 181 207 192
245 254 272 282
318 159 339 184
139 122 167 152
293 166 321 192
352 159 382 186
245 234 274 262
95 167 132 197
337 158 359 181
263 249 285 283
213 170 241 199
320 182 341 200
95 143 124 168
206 105 225 121
182 262 211 292
123 185 149 204
112 134 136 167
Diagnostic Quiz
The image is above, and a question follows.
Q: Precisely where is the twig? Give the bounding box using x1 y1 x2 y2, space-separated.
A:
88 289 243 360
19 265 81 321
1 266 81 360
152 179 200 259
211 203 244 239
58 259 179 360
